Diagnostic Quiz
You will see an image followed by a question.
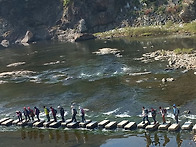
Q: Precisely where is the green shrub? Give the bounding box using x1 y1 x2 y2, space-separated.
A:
174 48 194 54
63 0 70 7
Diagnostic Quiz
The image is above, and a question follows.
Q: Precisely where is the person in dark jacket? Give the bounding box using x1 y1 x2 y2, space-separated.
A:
79 106 85 122
58 106 65 122
50 106 57 122
34 106 40 121
150 108 157 124
23 107 31 121
16 111 22 122
71 105 77 122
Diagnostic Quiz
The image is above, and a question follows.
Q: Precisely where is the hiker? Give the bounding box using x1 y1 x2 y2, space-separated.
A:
34 106 40 121
173 104 179 124
159 106 167 124
28 107 35 121
43 106 50 122
58 106 65 122
79 106 85 122
23 107 31 121
142 106 150 124
50 106 57 122
150 108 157 124
71 105 77 122
16 111 22 122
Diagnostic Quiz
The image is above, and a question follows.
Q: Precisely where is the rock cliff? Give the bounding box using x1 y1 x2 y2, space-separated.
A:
0 0 195 47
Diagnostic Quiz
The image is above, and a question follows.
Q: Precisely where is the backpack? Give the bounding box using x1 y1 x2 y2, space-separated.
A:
163 109 167 114
151 109 156 116
144 109 148 114
54 109 57 115
81 108 85 115
73 108 77 114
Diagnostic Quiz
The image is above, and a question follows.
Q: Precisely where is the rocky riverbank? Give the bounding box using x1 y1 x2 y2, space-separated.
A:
136 49 196 70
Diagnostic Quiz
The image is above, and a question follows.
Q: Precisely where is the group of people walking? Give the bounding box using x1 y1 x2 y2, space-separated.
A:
142 104 179 125
16 103 86 123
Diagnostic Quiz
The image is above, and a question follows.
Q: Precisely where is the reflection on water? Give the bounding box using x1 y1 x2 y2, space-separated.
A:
16 128 196 147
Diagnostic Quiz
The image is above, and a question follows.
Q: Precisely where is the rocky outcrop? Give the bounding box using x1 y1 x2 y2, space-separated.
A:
136 50 196 70
179 0 196 22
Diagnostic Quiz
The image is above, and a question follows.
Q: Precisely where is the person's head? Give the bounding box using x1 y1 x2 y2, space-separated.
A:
50 106 52 109
58 106 61 109
159 106 161 109
173 104 176 108
34 106 36 109
28 107 30 110
24 107 26 110
142 106 145 109
43 106 45 108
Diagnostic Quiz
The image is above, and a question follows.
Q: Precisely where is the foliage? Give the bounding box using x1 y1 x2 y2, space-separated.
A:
174 48 194 54
63 0 70 7
183 21 196 33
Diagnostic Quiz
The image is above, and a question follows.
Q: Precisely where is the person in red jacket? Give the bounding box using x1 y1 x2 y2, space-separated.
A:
50 106 57 122
28 107 35 121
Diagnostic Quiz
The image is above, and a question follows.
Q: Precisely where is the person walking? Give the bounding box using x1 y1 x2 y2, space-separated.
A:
151 108 157 124
159 106 166 124
43 106 50 122
34 106 40 121
79 106 85 122
173 104 179 124
28 107 35 121
58 106 65 122
142 106 150 124
23 107 31 121
50 106 57 122
16 111 22 122
71 105 77 122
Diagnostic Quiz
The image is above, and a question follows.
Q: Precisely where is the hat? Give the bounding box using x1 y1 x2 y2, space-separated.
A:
173 104 176 107
28 107 30 109
24 107 26 109
58 106 61 109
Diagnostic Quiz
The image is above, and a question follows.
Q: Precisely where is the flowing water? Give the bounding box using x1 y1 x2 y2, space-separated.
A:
0 36 196 146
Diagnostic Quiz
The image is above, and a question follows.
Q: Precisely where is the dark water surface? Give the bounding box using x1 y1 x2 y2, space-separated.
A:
0 36 196 146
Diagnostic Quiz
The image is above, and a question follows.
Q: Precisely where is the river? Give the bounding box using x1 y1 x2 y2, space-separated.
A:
0 36 196 146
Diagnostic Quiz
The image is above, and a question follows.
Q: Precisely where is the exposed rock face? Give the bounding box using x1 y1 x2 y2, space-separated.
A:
21 31 33 44
179 0 196 22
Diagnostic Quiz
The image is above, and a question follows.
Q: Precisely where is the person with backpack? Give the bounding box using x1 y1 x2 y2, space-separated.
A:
50 106 57 122
71 104 77 122
34 106 40 121
159 106 167 124
150 108 157 124
23 107 31 121
79 106 85 122
28 107 35 121
58 106 65 122
43 106 50 122
142 106 150 124
173 104 179 124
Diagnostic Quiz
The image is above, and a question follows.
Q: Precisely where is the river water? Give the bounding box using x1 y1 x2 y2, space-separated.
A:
0 36 196 146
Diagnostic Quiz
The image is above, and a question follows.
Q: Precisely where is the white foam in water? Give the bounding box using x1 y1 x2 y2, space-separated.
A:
116 111 131 118
6 62 26 67
103 108 120 115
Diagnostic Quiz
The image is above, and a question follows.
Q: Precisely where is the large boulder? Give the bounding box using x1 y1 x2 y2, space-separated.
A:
21 30 33 44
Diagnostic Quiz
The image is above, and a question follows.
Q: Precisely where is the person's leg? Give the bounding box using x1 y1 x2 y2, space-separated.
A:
143 116 145 123
162 114 166 124
146 116 150 124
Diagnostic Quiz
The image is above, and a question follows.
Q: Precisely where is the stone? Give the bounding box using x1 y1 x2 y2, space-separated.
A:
49 121 61 128
0 118 10 124
181 122 193 130
146 123 159 131
74 33 96 42
168 124 180 131
61 119 72 128
1 119 14 126
193 124 196 133
33 120 45 127
137 121 149 129
79 120 92 128
67 122 79 128
12 119 20 125
17 120 28 126
98 120 110 128
124 122 137 130
43 119 55 127
1 40 9 47
117 120 129 128
86 121 98 129
105 121 117 130
21 30 33 44
158 122 171 130
27 120 39 127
